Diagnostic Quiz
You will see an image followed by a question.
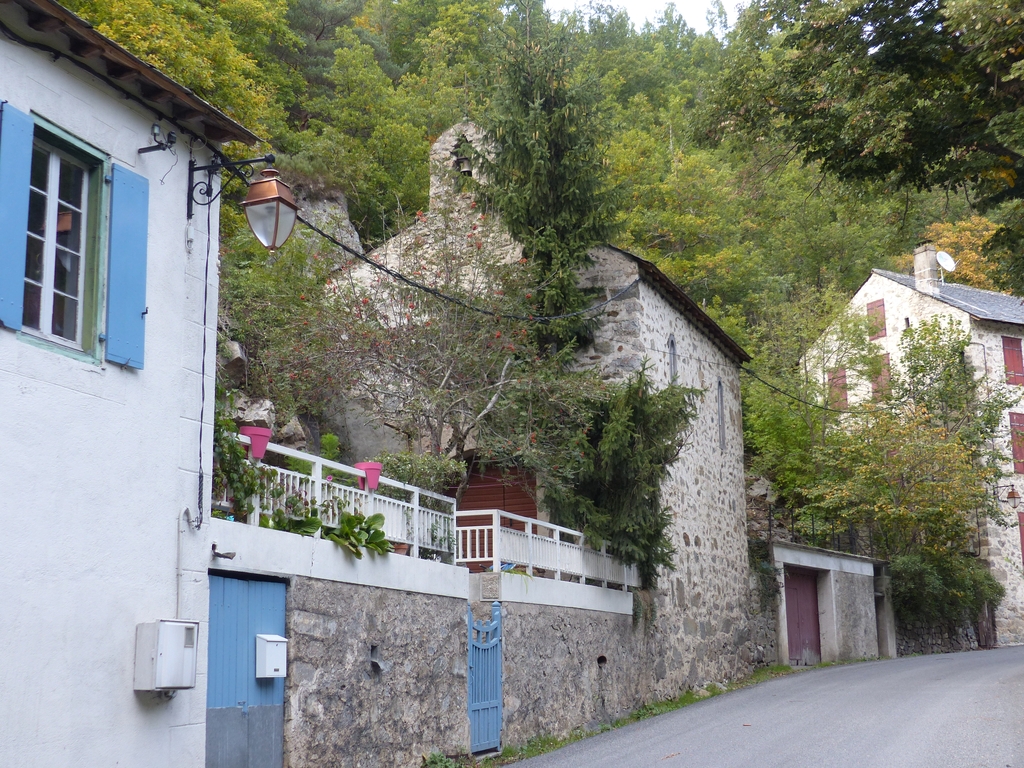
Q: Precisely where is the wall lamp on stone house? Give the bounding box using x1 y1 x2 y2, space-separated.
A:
187 154 298 250
996 485 1021 509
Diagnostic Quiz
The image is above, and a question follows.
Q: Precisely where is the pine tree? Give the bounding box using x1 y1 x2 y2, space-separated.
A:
477 0 618 342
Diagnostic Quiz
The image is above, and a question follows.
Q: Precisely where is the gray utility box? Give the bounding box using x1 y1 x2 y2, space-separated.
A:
134 620 199 691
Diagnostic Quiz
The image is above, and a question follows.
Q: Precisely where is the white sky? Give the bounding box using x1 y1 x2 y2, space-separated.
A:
543 0 732 34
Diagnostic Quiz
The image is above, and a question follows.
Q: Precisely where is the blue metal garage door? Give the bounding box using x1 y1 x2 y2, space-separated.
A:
207 575 286 768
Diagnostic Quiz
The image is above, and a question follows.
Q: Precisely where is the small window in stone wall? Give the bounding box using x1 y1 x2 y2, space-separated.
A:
668 334 677 381
717 379 725 451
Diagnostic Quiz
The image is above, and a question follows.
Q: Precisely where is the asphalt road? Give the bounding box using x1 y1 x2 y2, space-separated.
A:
517 646 1024 768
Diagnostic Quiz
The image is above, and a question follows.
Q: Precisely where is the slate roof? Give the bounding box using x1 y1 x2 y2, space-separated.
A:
873 269 1024 327
607 245 751 364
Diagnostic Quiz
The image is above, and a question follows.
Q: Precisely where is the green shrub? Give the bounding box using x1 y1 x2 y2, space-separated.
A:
890 553 1004 625
373 451 466 495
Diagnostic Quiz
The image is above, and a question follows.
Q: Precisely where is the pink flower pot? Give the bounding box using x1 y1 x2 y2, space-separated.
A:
239 426 272 461
355 461 383 491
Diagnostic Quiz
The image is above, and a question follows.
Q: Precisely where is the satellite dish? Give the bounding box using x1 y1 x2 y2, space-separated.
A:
936 251 956 272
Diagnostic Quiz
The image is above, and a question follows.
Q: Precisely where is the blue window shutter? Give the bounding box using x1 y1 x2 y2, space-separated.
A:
106 164 149 369
0 102 34 331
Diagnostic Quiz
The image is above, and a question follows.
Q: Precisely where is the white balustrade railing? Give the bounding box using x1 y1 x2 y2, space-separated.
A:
218 437 456 556
455 509 640 589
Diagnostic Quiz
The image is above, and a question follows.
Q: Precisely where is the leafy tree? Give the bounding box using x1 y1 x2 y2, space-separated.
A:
64 0 285 132
708 0 1024 267
217 207 337 419
890 552 1004 625
477 0 619 340
299 199 600 498
890 317 1017 461
807 406 1006 624
743 287 878 505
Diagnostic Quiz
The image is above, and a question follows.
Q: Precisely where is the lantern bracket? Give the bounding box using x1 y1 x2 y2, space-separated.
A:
187 154 276 220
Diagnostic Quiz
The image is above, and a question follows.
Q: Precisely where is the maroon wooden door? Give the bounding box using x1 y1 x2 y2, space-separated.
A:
785 567 821 665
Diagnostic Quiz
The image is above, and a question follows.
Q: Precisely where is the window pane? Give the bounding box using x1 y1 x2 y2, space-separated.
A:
56 204 81 252
58 159 84 208
28 190 47 237
51 293 78 341
54 249 80 297
24 237 43 282
22 282 41 329
30 147 49 191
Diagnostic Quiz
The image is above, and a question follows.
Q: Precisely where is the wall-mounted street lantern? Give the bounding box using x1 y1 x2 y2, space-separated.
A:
1001 486 1021 509
187 153 297 250
242 169 298 250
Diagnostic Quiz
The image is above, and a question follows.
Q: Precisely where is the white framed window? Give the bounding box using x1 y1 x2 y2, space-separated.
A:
23 141 89 346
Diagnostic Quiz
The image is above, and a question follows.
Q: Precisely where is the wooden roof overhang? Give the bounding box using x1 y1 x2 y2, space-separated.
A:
0 0 259 145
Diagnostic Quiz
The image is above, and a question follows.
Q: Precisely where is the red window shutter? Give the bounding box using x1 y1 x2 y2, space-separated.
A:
828 368 848 410
1003 337 1024 385
872 354 891 399
867 300 886 340
1010 412 1024 474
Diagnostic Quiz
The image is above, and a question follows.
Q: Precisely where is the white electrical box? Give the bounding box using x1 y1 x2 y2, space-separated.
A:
134 620 199 691
255 634 288 678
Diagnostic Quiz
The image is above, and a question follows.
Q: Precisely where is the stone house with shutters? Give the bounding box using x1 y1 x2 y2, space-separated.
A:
840 244 1024 645
0 1 258 766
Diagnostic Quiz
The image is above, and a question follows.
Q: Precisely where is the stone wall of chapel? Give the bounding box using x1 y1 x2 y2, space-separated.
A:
578 246 757 690
636 276 755 689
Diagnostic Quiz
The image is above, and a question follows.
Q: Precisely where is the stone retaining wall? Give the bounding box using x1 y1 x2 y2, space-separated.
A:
284 577 469 767
495 601 651 744
494 580 773 746
896 620 979 656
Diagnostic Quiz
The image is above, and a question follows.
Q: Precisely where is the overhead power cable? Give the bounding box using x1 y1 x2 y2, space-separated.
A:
741 366 874 415
602 342 876 417
296 214 640 324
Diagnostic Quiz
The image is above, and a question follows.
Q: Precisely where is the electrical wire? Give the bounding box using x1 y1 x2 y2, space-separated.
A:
297 213 640 324
741 365 875 415
302 213 873 415
599 336 875 415
194 185 215 530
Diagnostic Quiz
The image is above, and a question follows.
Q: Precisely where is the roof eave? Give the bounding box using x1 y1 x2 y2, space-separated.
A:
605 246 751 364
1 0 260 145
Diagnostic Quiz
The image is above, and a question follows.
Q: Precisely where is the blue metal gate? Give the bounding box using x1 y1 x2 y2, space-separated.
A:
207 575 286 768
468 601 502 753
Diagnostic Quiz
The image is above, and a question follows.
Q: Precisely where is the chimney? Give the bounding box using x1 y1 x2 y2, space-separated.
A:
913 243 939 295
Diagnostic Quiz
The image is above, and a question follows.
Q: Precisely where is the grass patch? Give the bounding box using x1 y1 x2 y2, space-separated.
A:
726 663 798 690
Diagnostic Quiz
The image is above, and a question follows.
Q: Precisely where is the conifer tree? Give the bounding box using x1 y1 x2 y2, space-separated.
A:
477 0 618 342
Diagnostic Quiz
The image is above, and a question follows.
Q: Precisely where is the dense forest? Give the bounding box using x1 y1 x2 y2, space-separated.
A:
68 0 1023 608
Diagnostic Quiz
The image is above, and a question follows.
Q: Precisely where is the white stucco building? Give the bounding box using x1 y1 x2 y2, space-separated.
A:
0 1 257 765
844 244 1024 645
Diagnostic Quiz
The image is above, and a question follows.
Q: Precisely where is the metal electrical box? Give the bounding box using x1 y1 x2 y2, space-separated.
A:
255 634 288 678
134 620 199 691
